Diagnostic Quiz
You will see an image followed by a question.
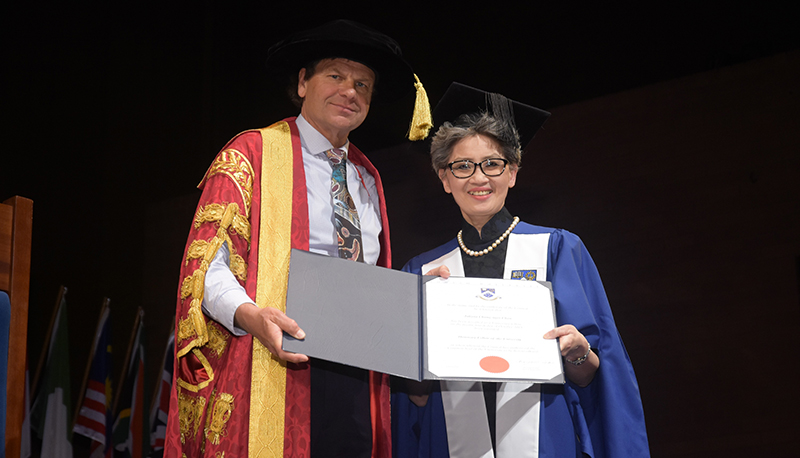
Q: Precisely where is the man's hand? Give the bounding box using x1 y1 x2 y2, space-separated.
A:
424 265 451 279
234 302 309 364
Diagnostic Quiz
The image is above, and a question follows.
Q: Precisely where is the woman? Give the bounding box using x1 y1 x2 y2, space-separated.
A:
392 84 649 458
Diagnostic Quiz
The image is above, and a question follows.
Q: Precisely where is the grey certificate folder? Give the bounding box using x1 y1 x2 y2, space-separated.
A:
283 248 564 383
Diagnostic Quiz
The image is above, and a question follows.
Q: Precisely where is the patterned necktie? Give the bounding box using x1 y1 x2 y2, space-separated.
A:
325 148 364 262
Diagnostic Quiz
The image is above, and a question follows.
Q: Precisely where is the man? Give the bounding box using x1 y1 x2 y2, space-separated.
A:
164 20 429 458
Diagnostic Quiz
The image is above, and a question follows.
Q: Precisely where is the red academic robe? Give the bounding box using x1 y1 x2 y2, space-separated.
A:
164 118 392 457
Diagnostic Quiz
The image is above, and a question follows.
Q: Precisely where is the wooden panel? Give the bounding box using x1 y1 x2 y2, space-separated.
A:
0 204 12 291
1 196 32 458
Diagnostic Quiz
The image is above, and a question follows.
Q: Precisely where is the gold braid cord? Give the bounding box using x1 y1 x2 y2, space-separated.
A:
175 204 245 400
177 202 244 358
249 122 294 457
194 203 252 245
186 239 248 282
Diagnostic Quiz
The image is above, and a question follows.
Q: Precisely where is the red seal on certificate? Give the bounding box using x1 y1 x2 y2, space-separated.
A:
479 356 510 373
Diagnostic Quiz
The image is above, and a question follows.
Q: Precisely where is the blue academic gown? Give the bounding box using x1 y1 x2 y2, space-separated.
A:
392 222 650 458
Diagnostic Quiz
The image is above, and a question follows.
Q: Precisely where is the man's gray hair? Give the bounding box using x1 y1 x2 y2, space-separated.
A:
429 111 522 172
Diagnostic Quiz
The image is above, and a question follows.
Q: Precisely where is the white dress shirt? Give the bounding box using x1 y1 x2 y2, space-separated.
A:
201 115 383 334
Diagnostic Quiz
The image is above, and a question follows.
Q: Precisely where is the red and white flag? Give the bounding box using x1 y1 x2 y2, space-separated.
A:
149 331 174 454
73 306 112 458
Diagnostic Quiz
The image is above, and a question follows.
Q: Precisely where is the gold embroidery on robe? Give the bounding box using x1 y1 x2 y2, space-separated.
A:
205 392 234 446
177 316 195 342
186 240 210 265
178 388 207 444
199 148 255 217
194 203 226 228
206 323 229 358
229 213 251 244
194 203 252 245
200 391 215 455
180 275 193 300
229 253 247 281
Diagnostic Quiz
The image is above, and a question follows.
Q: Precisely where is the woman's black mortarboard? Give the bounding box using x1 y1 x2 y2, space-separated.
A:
266 19 432 139
432 82 551 151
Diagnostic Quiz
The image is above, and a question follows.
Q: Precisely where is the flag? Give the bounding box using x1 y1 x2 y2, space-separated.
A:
148 331 174 457
30 292 72 458
73 305 113 458
113 309 147 458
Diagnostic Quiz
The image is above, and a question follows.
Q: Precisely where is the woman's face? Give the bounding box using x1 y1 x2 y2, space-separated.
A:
439 134 517 232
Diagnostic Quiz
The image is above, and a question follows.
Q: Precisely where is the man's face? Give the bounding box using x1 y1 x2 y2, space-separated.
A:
298 58 376 146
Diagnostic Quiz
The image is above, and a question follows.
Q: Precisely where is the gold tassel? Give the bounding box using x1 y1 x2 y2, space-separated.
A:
408 74 432 141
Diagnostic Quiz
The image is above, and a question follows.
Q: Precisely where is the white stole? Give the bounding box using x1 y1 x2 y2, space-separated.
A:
422 232 551 458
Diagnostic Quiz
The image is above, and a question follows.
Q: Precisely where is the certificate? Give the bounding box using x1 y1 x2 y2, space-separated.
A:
424 277 563 381
283 249 564 383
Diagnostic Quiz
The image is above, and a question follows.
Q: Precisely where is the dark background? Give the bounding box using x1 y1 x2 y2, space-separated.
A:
4 2 799 456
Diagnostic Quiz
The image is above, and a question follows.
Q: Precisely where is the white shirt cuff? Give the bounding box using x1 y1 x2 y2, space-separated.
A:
201 241 251 336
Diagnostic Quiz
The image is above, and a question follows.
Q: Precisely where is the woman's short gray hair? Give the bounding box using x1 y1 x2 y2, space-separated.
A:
429 111 522 172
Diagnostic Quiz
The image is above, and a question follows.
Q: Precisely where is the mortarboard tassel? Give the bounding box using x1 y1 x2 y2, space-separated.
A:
408 74 433 141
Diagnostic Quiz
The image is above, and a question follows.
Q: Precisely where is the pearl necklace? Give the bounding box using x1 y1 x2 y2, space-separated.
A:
457 216 520 257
